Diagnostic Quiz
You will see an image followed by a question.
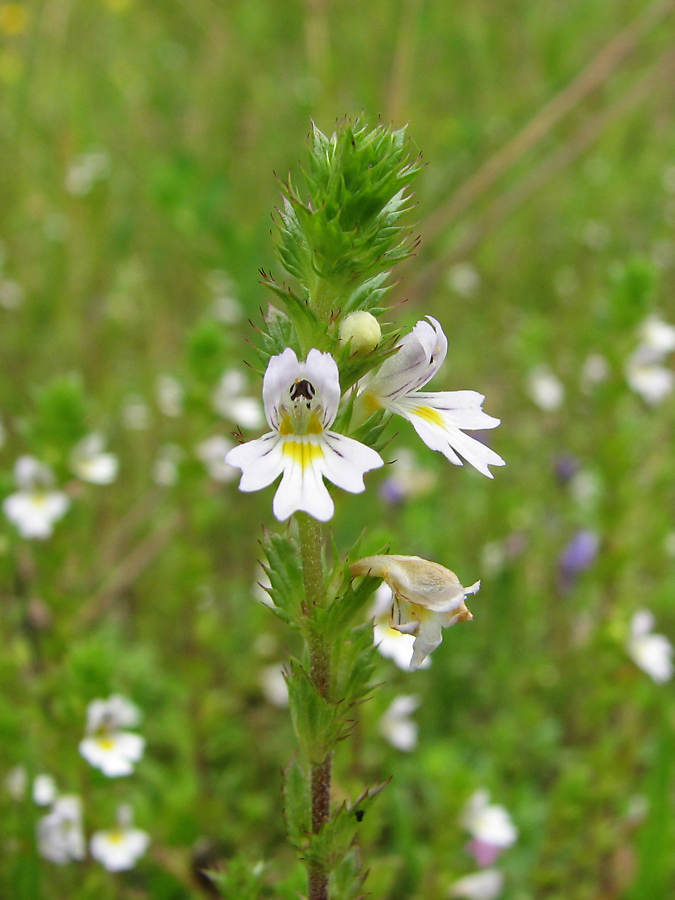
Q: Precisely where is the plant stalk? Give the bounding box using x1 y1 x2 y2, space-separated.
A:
296 512 332 900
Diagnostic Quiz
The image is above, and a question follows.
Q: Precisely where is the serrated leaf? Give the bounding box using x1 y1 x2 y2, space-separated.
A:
287 659 343 765
283 755 312 850
329 848 368 900
261 530 305 627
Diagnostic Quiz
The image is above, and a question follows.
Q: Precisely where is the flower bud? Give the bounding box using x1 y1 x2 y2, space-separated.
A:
338 311 381 355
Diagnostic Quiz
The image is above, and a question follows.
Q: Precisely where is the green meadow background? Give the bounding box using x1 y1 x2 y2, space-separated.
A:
2 0 675 897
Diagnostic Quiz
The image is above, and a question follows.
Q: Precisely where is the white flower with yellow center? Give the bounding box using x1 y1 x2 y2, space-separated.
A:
2 456 70 539
226 348 384 522
371 583 431 671
79 695 145 778
358 317 504 478
352 555 479 671
90 805 150 872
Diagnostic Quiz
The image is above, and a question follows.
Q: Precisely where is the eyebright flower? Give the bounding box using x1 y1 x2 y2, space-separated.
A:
358 317 504 478
627 610 674 683
379 695 420 751
2 456 70 539
70 433 119 484
371 583 431 671
90 805 150 872
79 695 145 778
37 795 86 865
351 555 479 671
461 789 518 867
226 348 384 522
33 774 58 806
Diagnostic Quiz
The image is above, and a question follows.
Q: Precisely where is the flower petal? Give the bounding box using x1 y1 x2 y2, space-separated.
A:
366 316 447 403
394 397 505 477
321 431 384 493
303 350 341 428
262 347 301 429
226 433 284 491
273 439 334 521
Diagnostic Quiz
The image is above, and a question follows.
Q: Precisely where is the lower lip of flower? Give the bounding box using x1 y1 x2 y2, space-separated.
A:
411 405 444 426
281 439 324 470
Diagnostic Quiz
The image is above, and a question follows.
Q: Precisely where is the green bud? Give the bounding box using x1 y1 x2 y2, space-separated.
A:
338 311 381 355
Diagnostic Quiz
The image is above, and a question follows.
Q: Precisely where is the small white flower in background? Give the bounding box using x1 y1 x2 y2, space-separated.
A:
70 433 119 484
461 789 518 868
527 365 564 412
79 695 145 777
207 269 243 325
553 267 579 300
626 315 675 405
156 374 184 417
90 805 150 872
582 220 610 251
226 349 384 522
580 353 610 393
450 869 504 900
5 764 28 800
379 447 436 505
259 664 289 707
379 695 420 751
2 456 70 539
151 444 183 486
627 610 674 683
0 278 24 309
447 262 480 298
371 583 431 671
33 774 58 806
213 369 265 430
352 555 479 671
569 469 602 512
65 150 110 197
121 395 151 430
37 795 86 865
195 435 238 482
358 317 504 478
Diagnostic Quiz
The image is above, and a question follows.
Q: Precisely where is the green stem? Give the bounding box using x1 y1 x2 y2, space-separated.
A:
296 512 332 900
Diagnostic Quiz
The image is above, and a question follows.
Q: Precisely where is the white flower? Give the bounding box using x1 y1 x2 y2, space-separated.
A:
33 774 57 806
372 583 431 671
627 610 674 683
5 764 27 799
37 795 86 864
65 150 110 197
156 375 184 417
358 317 504 478
121 395 151 430
450 869 504 900
195 435 238 482
259 664 289 707
626 349 673 405
639 315 675 356
151 444 183 486
527 366 565 411
462 789 518 850
2 456 70 539
213 369 264 430
379 695 420 751
338 311 381 355
90 805 149 872
352 555 479 671
71 434 119 484
79 695 145 778
447 262 481 297
226 348 384 522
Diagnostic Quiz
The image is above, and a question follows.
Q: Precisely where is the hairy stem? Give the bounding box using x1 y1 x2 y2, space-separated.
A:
296 512 332 900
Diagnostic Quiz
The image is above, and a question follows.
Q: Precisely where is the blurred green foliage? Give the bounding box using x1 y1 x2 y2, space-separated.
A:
1 0 675 897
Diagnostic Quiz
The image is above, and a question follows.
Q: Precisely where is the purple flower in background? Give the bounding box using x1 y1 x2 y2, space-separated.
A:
558 529 600 593
554 454 580 485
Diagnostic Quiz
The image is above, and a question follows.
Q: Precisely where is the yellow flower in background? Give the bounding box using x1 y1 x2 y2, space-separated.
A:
0 3 29 36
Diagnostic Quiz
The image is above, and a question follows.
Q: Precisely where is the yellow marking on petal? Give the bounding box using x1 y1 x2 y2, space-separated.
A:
279 415 293 435
363 392 383 414
96 737 116 751
107 830 125 844
282 440 324 470
412 405 444 427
